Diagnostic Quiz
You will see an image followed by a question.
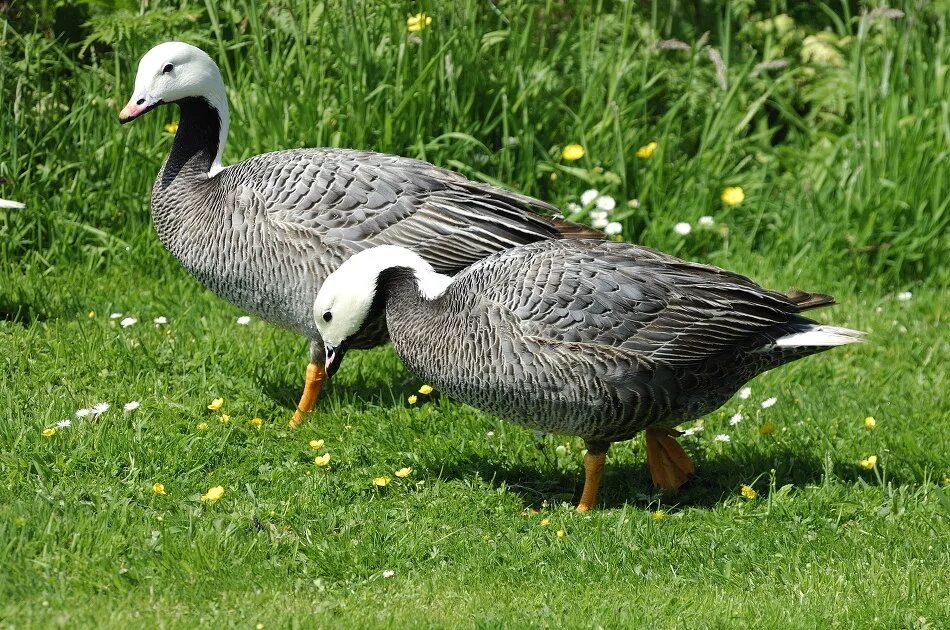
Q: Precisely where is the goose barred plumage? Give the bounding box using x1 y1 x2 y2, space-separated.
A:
313 240 865 510
119 42 595 425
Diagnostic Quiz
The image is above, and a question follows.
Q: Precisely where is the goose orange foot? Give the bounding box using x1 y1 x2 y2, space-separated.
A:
288 362 326 428
645 427 695 490
576 443 609 512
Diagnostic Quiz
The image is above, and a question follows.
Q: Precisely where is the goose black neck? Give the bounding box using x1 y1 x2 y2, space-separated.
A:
160 97 221 185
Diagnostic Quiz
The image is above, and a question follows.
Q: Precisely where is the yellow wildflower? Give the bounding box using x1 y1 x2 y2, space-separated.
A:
249 417 263 428
651 510 665 520
218 414 230 424
196 422 209 430
561 144 585 161
740 484 758 500
395 467 412 478
759 422 776 435
314 453 331 467
309 439 325 450
200 485 225 502
373 476 391 487
864 416 876 429
556 529 566 539
418 384 434 395
635 141 657 159
153 482 166 495
42 427 56 438
87 310 96 318
859 455 877 470
721 186 745 206
208 398 224 411
407 395 418 405
164 121 179 134
407 13 432 33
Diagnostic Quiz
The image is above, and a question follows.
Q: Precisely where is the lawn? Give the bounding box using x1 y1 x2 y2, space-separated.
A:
1 1 948 628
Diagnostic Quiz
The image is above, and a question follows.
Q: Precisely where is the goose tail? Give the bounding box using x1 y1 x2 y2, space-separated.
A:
0 199 25 209
775 324 866 348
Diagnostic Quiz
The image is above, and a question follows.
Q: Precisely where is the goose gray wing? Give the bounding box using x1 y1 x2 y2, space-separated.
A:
453 240 824 366
225 148 596 274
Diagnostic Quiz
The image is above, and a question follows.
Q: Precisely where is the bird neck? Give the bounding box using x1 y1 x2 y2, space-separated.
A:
161 94 229 184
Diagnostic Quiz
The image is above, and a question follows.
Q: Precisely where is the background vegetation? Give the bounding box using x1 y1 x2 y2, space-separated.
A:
1 1 947 627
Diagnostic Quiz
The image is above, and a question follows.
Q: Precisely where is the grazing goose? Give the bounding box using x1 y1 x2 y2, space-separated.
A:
118 42 595 426
313 240 864 511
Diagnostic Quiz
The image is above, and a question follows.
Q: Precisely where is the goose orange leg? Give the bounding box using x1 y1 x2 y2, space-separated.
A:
645 428 695 490
577 442 609 512
288 362 326 428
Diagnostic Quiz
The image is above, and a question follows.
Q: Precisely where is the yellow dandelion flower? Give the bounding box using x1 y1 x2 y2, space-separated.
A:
309 439 325 450
395 467 412 478
721 186 745 206
42 427 56 438
759 422 776 435
249 417 263 428
561 144 585 161
208 398 224 411
539 518 551 526
196 422 209 430
651 510 665 520
407 395 418 405
859 455 877 470
740 484 758 500
373 476 391 487
864 416 876 429
314 453 331 467
218 414 230 424
200 485 224 502
87 310 96 318
418 384 434 395
635 141 657 159
153 482 166 495
164 121 179 134
407 12 432 33
556 529 566 539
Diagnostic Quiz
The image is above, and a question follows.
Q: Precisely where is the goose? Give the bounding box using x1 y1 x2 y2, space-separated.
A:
312 240 864 511
118 42 595 426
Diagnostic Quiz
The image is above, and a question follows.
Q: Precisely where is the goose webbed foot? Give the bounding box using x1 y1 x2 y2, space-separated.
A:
288 362 326 428
645 427 695 490
576 442 609 512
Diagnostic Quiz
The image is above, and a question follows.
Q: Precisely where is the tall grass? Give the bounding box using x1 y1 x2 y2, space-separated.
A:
1 0 946 289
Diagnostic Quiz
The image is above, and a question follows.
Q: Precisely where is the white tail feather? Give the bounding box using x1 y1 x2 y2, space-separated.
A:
775 325 865 347
0 199 25 209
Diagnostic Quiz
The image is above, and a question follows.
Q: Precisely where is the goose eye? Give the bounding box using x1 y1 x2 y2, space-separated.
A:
162 63 174 74
322 311 332 322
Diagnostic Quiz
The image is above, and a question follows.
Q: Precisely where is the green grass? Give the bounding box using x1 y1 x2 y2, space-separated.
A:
2 1 949 627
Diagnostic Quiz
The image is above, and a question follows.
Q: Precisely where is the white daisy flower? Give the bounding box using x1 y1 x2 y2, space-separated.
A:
729 413 743 425
153 316 168 325
236 316 251 325
896 291 912 302
75 408 91 418
90 402 110 416
109 313 123 319
698 215 715 227
761 397 778 409
486 431 495 437
674 222 691 235
604 222 623 236
382 570 395 578
627 198 640 209
124 401 140 413
738 387 752 400
595 195 616 211
56 419 72 429
120 317 137 328
592 216 609 229
714 434 731 443
580 189 599 206
566 202 582 214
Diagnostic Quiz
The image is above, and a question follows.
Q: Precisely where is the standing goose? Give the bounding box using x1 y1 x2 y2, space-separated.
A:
313 240 864 511
118 42 595 426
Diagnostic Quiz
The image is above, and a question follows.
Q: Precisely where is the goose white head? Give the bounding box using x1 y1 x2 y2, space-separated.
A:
314 245 453 377
119 42 229 174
